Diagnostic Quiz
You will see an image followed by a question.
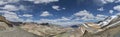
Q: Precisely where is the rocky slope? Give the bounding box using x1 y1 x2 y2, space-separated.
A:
0 16 13 27
20 15 120 37
81 23 120 37
20 22 120 37
0 16 40 37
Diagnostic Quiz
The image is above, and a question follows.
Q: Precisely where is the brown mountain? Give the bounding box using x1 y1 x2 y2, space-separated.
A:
0 16 13 27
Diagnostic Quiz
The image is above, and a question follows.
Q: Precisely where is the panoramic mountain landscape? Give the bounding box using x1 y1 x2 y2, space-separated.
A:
0 12 120 37
0 0 120 37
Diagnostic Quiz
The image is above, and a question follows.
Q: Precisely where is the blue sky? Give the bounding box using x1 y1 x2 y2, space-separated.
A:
0 0 120 26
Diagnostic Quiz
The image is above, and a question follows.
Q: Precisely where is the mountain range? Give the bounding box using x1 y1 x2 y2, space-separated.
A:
0 15 120 37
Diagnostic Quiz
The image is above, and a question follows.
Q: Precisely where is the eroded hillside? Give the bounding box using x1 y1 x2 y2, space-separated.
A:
20 22 120 37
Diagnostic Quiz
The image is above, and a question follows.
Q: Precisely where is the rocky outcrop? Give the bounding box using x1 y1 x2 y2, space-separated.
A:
81 23 120 37
0 16 13 27
0 16 13 30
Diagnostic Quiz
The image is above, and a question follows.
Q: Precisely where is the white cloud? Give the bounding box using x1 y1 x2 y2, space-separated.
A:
25 0 59 4
113 5 120 11
116 13 120 15
105 0 115 3
35 10 109 26
74 10 93 16
74 10 95 21
62 8 66 10
95 14 108 21
0 0 59 5
94 0 119 5
2 5 19 11
19 5 27 11
40 11 52 17
23 14 33 17
0 5 27 11
52 5 66 11
0 0 20 5
1 11 23 22
51 21 81 26
0 11 34 22
4 0 20 3
97 0 115 4
52 5 60 11
36 11 109 26
115 0 120 3
0 1 8 5
34 16 80 26
61 17 70 21
36 19 56 23
109 10 114 14
35 18 81 26
24 19 34 22
51 17 71 21
73 10 109 21
97 7 104 11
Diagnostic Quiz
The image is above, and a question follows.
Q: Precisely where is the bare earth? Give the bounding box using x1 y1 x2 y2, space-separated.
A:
0 27 40 37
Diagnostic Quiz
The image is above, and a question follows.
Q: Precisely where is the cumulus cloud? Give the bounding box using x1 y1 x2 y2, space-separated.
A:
107 0 115 2
0 0 20 5
97 7 104 11
4 0 20 3
0 0 59 5
73 10 109 22
52 6 60 11
51 21 81 26
1 11 23 22
0 4 28 22
62 8 66 10
104 0 115 3
25 0 59 4
74 10 95 20
35 18 80 26
95 14 108 21
115 0 120 3
0 11 34 22
0 0 59 22
23 14 33 17
93 0 120 6
19 5 27 11
0 1 8 5
40 11 52 17
113 5 120 11
52 5 66 11
109 10 114 14
2 5 19 11
36 10 108 26
0 5 26 11
60 17 70 21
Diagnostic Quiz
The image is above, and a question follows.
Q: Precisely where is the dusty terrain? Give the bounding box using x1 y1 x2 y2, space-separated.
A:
0 16 40 37
20 23 120 37
0 27 40 37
